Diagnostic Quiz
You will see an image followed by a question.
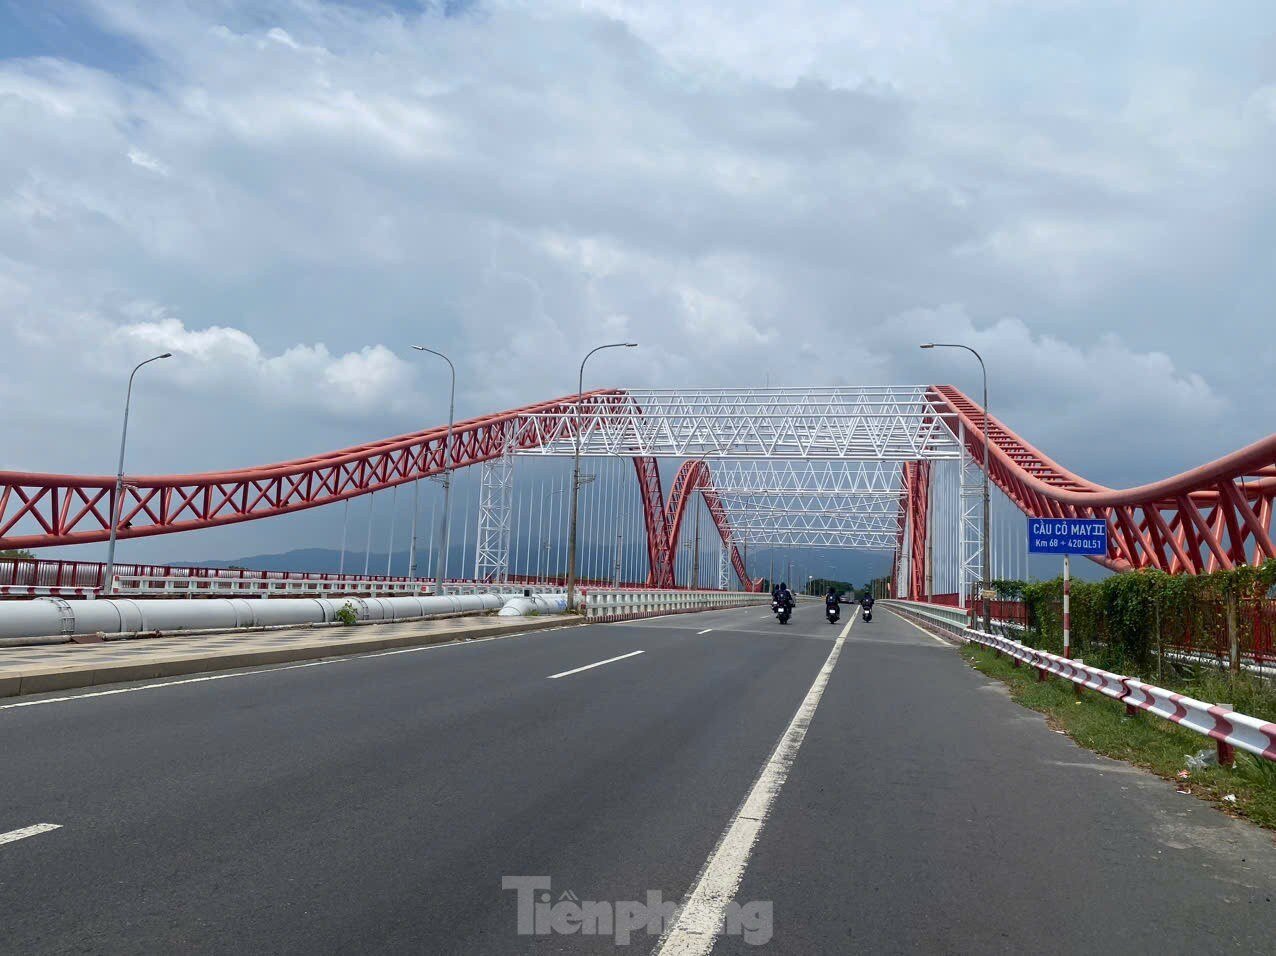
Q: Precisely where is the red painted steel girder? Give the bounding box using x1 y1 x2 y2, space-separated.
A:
925 385 1276 574
660 460 751 589
0 390 630 551
7 381 1273 581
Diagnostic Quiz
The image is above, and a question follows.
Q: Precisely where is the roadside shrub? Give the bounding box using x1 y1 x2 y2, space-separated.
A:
993 558 1276 673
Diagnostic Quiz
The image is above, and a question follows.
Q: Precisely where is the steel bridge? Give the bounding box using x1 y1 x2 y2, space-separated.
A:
1 385 1273 596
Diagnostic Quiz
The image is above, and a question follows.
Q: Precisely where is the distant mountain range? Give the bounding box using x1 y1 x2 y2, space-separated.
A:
184 546 893 586
185 548 414 576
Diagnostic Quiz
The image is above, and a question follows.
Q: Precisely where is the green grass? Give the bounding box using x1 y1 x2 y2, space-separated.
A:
962 644 1276 830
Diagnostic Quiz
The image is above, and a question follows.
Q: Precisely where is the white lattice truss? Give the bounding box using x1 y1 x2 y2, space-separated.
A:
702 461 902 550
514 387 963 460
483 388 981 570
474 448 514 583
703 460 904 494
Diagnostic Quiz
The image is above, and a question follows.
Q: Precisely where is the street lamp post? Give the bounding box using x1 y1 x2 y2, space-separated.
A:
412 347 456 595
921 341 991 630
566 342 637 611
102 352 172 597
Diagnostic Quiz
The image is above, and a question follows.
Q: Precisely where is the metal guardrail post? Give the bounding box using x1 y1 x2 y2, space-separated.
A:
1216 702 1235 766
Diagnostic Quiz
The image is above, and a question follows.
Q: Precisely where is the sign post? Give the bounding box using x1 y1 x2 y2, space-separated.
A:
1026 517 1108 659
1063 553 1070 659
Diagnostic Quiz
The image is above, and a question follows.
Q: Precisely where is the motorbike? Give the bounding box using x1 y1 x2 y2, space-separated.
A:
777 603 792 624
825 605 839 624
861 605 873 623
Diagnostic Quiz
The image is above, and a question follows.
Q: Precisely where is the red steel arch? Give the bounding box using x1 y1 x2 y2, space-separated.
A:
0 390 632 551
3 384 1273 588
914 385 1276 581
893 461 930 600
658 460 751 589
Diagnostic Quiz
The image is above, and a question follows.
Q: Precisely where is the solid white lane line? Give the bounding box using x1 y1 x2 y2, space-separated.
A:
546 650 645 680
697 629 713 635
0 823 61 847
881 606 954 647
655 614 854 956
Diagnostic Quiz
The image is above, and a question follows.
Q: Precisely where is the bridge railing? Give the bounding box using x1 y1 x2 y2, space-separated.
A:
582 588 769 620
106 575 573 599
881 600 1276 767
0 557 435 592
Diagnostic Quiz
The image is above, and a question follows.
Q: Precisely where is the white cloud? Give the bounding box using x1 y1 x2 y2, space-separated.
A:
869 305 1231 486
0 0 1272 560
110 312 420 418
126 148 168 175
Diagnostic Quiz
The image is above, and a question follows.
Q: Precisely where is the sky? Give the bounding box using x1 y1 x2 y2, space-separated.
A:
0 0 1273 572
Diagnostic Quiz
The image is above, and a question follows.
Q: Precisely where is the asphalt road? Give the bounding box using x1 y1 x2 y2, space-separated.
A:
2 603 1275 953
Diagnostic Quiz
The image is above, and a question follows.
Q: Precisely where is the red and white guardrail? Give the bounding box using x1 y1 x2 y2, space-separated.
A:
0 586 97 598
883 599 1276 767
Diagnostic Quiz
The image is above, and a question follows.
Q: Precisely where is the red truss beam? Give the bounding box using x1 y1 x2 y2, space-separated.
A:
659 460 752 589
7 382 1273 585
0 390 631 551
925 385 1276 574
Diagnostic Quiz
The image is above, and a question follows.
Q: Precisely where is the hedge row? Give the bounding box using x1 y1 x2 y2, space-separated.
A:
986 559 1276 672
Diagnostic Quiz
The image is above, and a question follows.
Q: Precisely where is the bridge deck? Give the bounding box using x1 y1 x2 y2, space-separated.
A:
1 605 1273 952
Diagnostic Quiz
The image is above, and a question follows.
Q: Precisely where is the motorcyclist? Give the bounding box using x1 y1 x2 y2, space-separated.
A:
776 582 795 610
860 592 875 613
824 587 843 623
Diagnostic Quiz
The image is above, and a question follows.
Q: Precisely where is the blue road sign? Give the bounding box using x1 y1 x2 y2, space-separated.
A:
1027 517 1108 555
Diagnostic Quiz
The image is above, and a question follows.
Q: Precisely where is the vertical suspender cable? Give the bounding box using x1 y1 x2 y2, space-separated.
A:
363 491 376 578
386 483 399 577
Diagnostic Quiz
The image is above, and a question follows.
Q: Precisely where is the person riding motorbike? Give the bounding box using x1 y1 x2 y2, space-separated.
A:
859 591 875 621
775 583 795 609
774 582 795 624
824 587 843 623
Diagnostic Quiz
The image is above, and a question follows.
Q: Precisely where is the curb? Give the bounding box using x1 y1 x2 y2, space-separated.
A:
0 615 586 699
